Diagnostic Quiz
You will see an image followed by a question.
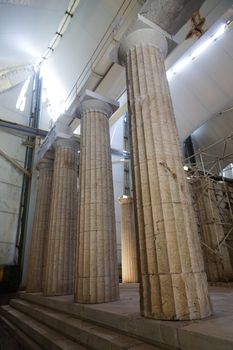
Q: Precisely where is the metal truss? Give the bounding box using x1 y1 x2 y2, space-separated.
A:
185 133 233 265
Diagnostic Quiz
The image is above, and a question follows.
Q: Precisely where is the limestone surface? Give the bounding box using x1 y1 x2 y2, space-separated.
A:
75 99 119 303
26 158 53 292
43 138 78 296
119 28 212 320
118 196 138 283
193 178 233 282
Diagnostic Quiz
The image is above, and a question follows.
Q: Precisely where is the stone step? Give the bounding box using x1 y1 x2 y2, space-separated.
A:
19 291 173 349
18 290 233 350
10 298 159 350
0 305 87 350
0 314 41 350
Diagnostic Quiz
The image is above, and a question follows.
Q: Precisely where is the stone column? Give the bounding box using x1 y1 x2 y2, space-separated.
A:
119 28 211 320
43 138 78 296
193 178 233 282
118 195 138 283
26 157 53 292
75 99 119 303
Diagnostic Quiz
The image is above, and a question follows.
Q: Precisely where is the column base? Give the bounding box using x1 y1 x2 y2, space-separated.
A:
141 272 212 321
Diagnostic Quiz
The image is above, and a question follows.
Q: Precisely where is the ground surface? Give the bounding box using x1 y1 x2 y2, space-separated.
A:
48 283 233 348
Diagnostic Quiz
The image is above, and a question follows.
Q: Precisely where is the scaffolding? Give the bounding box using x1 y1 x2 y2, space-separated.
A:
185 133 233 281
123 112 131 196
184 132 233 179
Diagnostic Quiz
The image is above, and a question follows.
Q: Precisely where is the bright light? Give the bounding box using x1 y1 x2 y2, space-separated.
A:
16 77 30 112
16 38 41 61
183 165 189 171
166 23 227 80
41 64 66 122
166 70 173 80
190 38 212 59
73 125 81 135
110 124 117 145
212 23 226 39
169 57 191 77
222 163 233 179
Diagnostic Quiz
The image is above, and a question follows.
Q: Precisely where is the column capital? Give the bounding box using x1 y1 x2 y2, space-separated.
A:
54 137 79 150
37 157 53 171
118 28 168 65
118 195 133 205
80 99 113 119
76 89 119 119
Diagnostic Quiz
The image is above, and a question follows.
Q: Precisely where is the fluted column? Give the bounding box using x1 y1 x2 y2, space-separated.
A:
26 157 53 292
193 178 233 282
43 138 78 296
118 195 138 283
119 28 211 320
75 99 119 303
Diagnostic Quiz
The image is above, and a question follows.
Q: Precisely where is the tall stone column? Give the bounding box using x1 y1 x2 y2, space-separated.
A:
75 98 119 303
26 157 53 292
193 178 233 282
43 138 78 296
119 28 211 320
118 195 138 283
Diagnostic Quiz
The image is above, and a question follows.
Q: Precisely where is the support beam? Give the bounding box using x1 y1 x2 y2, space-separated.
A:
0 118 47 138
0 147 31 177
109 102 127 128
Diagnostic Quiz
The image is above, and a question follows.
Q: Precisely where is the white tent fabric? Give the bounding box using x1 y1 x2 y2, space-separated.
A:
167 17 233 141
0 0 233 146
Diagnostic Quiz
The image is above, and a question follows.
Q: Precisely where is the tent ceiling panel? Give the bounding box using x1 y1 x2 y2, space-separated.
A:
170 77 210 138
168 19 233 141
43 0 126 102
75 0 125 42
0 0 69 68
220 30 233 57
191 109 233 171
179 63 228 114
199 46 233 97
